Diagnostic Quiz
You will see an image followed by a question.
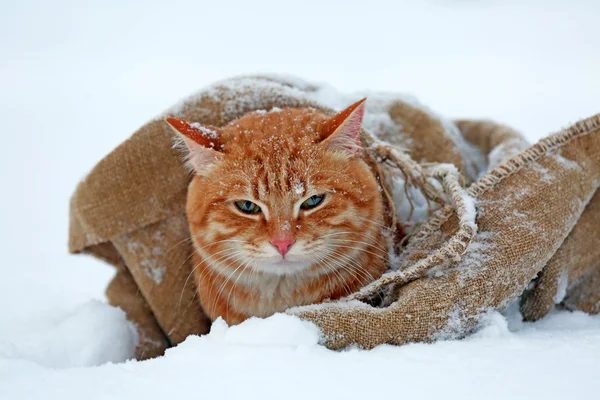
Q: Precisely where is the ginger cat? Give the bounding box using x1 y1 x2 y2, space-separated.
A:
166 99 388 325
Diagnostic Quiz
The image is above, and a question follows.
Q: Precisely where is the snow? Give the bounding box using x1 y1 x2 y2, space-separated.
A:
460 184 478 227
293 180 305 196
127 240 167 284
391 173 441 233
2 310 600 400
487 138 529 171
0 301 137 369
188 122 219 139
431 231 495 279
1 0 600 399
554 270 569 304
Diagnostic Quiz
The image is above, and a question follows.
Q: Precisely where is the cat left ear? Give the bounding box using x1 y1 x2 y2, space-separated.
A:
165 117 224 175
320 98 366 156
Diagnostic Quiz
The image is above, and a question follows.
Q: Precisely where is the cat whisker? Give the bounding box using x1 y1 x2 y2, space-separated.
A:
246 258 259 302
320 230 383 243
321 250 371 282
322 257 355 293
178 247 235 310
354 215 397 233
318 253 364 295
193 237 246 245
203 250 247 307
329 238 389 254
172 238 246 274
188 239 247 271
322 250 385 304
225 257 255 322
327 249 377 284
330 244 389 263
319 231 389 253
166 236 194 252
179 256 239 322
178 249 245 313
314 254 353 296
196 249 246 291
167 234 244 254
308 254 335 299
211 255 253 318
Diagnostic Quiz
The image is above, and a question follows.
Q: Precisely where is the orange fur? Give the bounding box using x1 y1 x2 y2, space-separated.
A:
169 101 388 325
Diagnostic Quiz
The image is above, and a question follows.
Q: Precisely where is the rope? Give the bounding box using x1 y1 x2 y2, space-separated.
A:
347 146 478 302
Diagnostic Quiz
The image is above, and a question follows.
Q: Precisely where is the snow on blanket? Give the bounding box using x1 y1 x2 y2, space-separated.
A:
1 303 600 400
172 74 474 235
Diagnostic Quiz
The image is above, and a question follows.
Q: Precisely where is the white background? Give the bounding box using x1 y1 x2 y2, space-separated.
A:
1 1 599 399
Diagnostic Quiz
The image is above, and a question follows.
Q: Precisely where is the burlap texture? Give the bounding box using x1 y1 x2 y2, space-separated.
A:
69 75 600 357
520 189 600 320
290 117 600 348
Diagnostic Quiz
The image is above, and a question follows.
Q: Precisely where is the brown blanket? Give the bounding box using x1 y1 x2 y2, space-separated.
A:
69 76 600 359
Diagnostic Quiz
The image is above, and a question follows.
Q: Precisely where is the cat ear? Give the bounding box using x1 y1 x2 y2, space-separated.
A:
320 98 366 156
165 117 224 175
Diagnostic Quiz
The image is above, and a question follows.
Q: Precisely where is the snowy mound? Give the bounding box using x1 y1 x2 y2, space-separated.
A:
2 306 600 399
0 301 137 368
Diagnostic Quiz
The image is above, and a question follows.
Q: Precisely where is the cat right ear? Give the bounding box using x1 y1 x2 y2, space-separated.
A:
319 98 366 156
165 117 224 175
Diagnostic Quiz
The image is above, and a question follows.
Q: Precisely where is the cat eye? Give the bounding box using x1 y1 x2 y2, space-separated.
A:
234 200 262 214
301 194 325 210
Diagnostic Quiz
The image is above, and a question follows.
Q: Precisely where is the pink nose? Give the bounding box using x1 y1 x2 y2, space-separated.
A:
271 239 294 256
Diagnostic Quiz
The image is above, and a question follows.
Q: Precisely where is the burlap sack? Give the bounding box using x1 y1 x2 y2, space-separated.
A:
290 116 600 348
69 75 599 358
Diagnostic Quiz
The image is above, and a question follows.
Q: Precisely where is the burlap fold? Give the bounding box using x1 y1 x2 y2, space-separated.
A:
69 75 600 358
290 116 600 348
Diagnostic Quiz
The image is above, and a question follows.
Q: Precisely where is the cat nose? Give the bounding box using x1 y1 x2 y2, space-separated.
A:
271 239 294 257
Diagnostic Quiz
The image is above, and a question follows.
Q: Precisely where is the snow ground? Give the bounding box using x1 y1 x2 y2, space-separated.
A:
1 0 599 399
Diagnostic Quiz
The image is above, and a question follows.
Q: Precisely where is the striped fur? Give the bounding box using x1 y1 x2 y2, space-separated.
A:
178 102 388 325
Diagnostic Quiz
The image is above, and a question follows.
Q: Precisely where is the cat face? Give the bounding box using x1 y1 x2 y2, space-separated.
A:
168 100 386 280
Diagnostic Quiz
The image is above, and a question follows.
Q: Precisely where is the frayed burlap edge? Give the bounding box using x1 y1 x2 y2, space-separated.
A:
344 114 600 303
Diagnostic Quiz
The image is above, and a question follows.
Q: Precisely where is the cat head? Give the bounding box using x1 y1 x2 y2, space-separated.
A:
166 99 386 276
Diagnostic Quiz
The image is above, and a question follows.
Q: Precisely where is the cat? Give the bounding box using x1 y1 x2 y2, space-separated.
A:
166 99 388 325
